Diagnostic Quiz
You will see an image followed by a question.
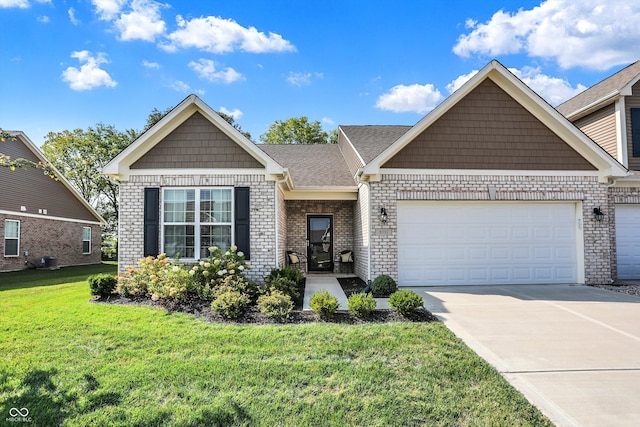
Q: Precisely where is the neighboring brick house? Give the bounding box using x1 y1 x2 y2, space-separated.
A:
557 60 640 281
1 132 104 272
104 60 629 286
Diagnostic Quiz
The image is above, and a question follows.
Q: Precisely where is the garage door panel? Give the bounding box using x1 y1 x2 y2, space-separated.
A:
615 205 640 279
398 202 579 286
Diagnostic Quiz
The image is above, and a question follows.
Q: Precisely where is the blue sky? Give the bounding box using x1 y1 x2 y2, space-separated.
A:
1 0 639 146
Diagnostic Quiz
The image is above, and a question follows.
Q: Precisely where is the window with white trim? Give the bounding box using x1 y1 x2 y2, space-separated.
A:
162 188 233 259
4 219 20 257
82 227 91 254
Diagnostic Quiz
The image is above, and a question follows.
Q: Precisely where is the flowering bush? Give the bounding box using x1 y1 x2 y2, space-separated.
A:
189 246 252 300
116 254 193 300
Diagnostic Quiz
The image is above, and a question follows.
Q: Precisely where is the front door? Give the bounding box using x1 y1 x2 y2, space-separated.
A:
307 215 333 272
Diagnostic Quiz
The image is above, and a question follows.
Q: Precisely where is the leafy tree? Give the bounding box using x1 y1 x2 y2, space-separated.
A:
42 124 136 234
260 116 336 144
0 130 57 178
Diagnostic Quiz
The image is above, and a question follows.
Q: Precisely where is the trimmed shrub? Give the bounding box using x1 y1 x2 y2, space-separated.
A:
347 292 376 318
257 291 294 321
265 266 303 284
88 273 117 298
310 290 339 319
371 274 398 297
264 276 299 300
389 290 424 316
211 289 250 320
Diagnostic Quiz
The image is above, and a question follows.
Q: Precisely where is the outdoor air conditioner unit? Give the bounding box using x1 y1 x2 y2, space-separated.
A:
40 256 59 270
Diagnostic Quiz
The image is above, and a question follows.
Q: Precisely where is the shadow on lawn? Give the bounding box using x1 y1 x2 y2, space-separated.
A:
1 369 122 425
0 263 117 292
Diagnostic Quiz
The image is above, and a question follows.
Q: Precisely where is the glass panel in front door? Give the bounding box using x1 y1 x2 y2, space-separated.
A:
308 216 333 271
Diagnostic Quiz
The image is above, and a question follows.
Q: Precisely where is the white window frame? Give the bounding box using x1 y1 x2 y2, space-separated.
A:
82 226 91 254
161 187 234 261
4 219 20 257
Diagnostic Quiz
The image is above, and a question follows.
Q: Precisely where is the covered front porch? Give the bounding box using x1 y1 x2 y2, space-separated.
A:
283 199 355 274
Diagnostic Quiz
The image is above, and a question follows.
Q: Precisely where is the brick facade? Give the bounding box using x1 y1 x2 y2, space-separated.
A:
285 200 355 273
0 214 101 271
366 174 611 285
118 174 277 283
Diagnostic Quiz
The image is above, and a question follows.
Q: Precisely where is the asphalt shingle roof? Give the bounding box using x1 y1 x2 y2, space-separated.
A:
557 61 640 117
259 144 356 188
340 125 411 163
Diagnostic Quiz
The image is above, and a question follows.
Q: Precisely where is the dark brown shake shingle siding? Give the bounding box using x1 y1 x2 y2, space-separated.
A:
382 79 597 171
574 104 617 159
131 112 263 169
0 136 99 222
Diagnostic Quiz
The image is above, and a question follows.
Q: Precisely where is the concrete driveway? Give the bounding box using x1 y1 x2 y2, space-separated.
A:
417 285 640 427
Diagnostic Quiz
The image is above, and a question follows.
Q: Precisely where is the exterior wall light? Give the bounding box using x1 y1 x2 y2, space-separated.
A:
593 207 605 222
380 207 388 223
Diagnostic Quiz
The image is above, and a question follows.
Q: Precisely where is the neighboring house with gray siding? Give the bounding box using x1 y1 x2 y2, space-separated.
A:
1 131 104 272
105 60 629 286
558 60 640 280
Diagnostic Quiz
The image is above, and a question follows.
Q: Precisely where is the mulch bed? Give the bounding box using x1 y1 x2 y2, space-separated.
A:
337 276 368 297
93 277 438 325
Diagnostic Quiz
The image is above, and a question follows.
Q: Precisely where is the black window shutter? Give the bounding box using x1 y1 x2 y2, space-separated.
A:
632 108 640 157
144 188 160 257
234 187 250 260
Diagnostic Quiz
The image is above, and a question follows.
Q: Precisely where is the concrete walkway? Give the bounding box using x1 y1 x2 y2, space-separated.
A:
416 284 640 427
302 275 391 310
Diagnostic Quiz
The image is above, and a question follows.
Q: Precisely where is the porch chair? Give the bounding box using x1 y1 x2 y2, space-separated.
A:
339 250 354 274
286 250 307 273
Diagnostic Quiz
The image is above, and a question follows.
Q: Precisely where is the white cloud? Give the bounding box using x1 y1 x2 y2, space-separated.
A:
446 70 479 94
376 83 444 114
115 0 165 41
188 58 243 83
0 0 49 8
219 106 243 120
286 71 323 87
170 80 190 92
453 0 640 70
286 72 311 86
36 15 49 23
509 66 587 106
61 50 117 91
322 117 335 126
68 7 79 25
161 15 296 54
142 59 160 69
92 0 126 21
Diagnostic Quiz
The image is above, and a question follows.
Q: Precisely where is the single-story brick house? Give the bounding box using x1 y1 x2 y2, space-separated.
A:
104 60 630 286
1 131 104 272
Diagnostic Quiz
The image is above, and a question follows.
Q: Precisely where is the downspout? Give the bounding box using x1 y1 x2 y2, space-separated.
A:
274 171 289 267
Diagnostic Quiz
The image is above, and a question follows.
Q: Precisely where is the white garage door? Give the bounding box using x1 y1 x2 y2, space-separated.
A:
615 205 640 279
398 202 579 286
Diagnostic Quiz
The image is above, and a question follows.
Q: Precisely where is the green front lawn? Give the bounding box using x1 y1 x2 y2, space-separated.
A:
0 264 553 426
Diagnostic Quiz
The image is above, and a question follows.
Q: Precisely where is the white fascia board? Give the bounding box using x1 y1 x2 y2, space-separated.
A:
361 62 628 182
562 92 620 120
0 209 102 225
338 126 366 166
362 61 500 177
381 168 604 177
102 95 285 179
281 189 358 201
